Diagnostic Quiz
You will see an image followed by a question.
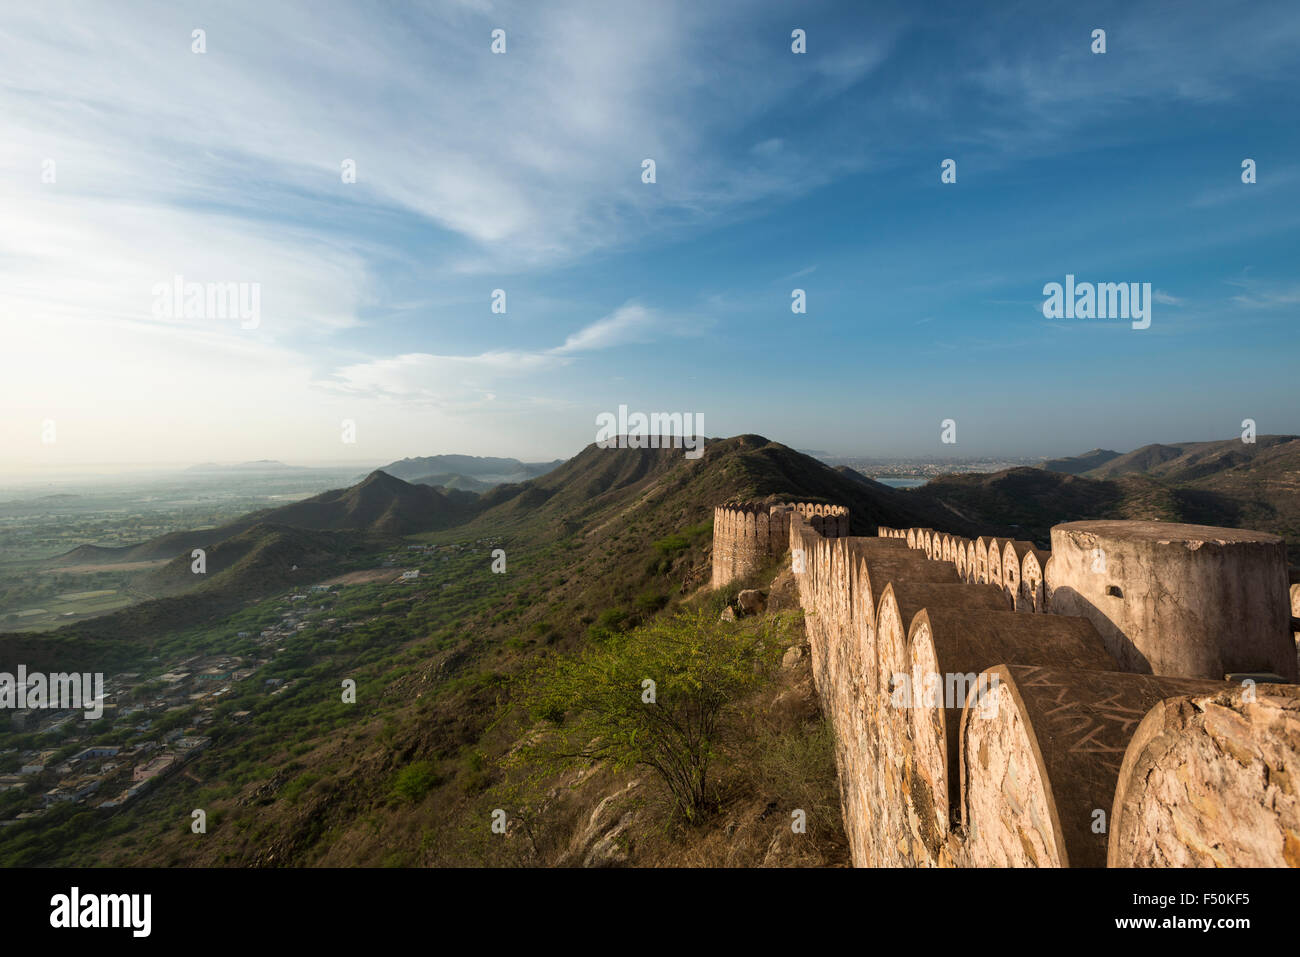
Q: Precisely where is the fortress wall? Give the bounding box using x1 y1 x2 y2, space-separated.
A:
874 582 1010 865
1045 521 1297 681
974 538 991 584
1291 583 1300 646
712 501 842 587
1108 685 1300 867
1001 541 1035 610
959 665 1231 867
1021 549 1049 613
985 538 1003 590
790 515 949 864
906 609 1114 857
794 518 1300 868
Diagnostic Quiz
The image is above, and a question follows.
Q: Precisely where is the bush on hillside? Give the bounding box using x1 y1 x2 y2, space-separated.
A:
391 761 441 803
516 609 794 820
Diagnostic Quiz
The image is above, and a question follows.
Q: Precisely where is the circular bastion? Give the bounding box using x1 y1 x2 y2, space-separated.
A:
1045 520 1296 681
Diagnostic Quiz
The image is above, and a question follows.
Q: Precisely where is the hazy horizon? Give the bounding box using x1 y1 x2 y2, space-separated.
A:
1 428 1288 485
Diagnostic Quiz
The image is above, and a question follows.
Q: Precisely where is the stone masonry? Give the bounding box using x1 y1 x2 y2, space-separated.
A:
773 514 1300 867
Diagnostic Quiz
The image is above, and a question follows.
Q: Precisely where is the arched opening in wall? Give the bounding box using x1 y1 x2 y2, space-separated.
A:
1106 585 1123 598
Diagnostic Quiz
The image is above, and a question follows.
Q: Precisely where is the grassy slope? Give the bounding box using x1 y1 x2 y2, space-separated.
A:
0 436 863 866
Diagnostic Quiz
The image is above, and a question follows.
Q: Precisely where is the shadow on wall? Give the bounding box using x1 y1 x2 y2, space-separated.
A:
1042 586 1154 675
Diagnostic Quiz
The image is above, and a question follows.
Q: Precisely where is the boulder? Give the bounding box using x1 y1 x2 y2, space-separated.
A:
737 589 767 616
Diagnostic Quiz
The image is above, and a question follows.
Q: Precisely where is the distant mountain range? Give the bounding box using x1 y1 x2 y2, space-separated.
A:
1053 435 1299 482
185 460 314 472
913 434 1300 557
34 437 980 651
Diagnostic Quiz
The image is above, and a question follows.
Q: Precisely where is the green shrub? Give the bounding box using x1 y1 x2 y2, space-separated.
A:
391 761 441 803
280 771 321 804
517 610 793 821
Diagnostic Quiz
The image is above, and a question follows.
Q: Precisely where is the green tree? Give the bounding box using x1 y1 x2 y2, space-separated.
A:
517 610 792 821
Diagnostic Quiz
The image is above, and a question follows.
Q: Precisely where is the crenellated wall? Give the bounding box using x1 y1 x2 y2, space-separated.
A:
712 502 849 587
784 509 1300 868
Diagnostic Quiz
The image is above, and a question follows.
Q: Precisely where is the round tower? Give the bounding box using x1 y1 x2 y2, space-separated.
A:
1045 520 1296 681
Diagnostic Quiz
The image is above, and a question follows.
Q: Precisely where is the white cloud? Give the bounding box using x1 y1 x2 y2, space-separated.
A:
552 302 675 354
321 350 568 407
0 1 864 463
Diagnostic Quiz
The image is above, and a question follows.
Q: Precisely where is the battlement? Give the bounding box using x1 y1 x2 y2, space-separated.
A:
712 502 849 587
791 515 1299 868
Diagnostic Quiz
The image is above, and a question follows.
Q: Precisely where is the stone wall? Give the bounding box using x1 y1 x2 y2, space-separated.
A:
787 510 1300 867
711 502 848 587
1109 687 1300 866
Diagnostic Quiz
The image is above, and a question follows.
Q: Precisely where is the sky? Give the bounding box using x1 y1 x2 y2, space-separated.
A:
1 0 1297 472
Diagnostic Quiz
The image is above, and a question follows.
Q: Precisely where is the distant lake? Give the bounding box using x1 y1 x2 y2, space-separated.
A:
874 477 928 488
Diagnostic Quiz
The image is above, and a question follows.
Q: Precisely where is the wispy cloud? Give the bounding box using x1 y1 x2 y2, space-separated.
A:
324 297 707 404
1227 278 1300 309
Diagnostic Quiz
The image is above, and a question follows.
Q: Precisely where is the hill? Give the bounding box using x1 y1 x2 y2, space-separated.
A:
0 436 900 867
1041 448 1120 474
1082 435 1300 481
409 472 495 493
458 434 979 545
1082 435 1300 560
13 436 975 672
138 523 368 599
1033 435 1300 560
376 454 562 486
260 470 479 535
907 468 1188 547
52 470 479 567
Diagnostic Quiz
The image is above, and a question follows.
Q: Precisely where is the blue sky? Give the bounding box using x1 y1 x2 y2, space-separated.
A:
2 0 1297 469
